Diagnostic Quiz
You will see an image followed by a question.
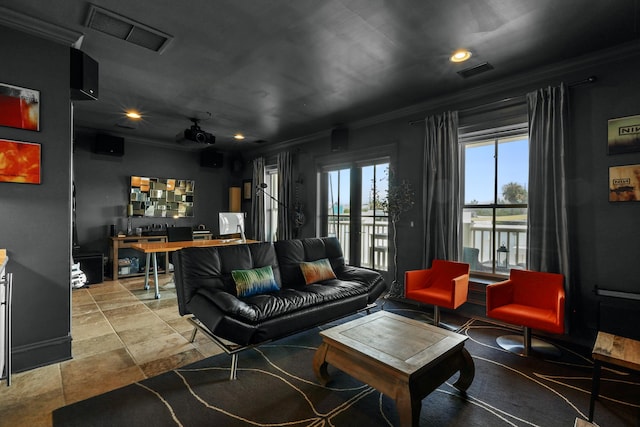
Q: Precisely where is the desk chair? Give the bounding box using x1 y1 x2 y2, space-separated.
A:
486 269 565 357
166 227 193 283
167 226 194 242
405 260 470 328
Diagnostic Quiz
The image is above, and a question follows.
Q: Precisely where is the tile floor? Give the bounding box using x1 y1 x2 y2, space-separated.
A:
0 275 224 427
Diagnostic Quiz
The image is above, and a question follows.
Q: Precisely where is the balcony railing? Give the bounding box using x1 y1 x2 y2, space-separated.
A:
463 217 527 275
327 216 389 270
328 215 528 275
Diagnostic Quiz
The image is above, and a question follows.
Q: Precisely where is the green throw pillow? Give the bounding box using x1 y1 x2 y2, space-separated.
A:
300 258 337 285
232 265 280 298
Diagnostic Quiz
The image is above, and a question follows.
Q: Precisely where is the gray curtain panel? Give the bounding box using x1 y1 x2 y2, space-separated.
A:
251 157 265 241
277 151 294 240
526 84 571 283
422 111 460 266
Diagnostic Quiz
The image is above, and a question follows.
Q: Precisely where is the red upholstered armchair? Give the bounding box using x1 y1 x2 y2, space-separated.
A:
486 268 565 357
405 260 470 327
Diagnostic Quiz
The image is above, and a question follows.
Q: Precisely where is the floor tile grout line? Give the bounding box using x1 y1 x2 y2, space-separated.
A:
97 281 153 379
95 278 211 375
66 285 145 407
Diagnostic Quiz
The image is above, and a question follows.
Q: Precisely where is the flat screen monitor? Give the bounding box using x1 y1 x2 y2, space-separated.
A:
219 212 244 236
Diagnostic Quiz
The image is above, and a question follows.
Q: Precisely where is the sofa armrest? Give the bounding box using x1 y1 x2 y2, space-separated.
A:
336 265 388 302
336 265 381 286
486 279 514 311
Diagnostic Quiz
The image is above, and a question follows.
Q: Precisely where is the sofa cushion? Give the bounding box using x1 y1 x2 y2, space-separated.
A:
174 242 279 315
196 286 326 324
300 258 337 285
232 265 280 298
275 237 347 288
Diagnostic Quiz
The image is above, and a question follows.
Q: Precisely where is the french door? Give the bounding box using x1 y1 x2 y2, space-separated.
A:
320 159 389 270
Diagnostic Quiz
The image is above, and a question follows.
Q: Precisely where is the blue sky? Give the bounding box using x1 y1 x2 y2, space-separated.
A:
465 138 529 204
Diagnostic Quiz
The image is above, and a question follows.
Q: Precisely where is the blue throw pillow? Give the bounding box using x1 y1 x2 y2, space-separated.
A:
232 265 280 298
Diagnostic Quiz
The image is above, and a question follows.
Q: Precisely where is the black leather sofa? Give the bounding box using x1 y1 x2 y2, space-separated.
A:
173 237 387 379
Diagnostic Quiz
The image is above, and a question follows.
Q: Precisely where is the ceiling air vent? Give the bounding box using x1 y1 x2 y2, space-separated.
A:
457 62 494 79
85 5 173 53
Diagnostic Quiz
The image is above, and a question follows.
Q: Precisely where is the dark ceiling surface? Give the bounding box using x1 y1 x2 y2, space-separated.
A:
2 1 639 151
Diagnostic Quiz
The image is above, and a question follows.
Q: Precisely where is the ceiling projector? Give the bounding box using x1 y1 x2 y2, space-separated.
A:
176 118 215 145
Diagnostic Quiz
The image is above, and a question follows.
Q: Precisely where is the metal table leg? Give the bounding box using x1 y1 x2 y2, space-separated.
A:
152 253 160 299
143 253 151 290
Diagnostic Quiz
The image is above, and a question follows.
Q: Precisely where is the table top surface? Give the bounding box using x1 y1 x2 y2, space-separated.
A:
130 239 259 253
592 331 640 371
320 310 468 375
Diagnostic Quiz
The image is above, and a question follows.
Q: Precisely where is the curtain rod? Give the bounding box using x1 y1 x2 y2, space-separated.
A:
408 75 597 125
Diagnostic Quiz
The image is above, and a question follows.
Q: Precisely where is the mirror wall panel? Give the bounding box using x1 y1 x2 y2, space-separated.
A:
130 176 194 217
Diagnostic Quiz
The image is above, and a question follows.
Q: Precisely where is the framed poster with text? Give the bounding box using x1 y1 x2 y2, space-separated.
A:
608 114 640 155
609 164 640 202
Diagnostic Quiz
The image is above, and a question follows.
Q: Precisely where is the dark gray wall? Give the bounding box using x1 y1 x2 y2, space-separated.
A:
568 56 640 332
0 26 73 370
73 134 244 258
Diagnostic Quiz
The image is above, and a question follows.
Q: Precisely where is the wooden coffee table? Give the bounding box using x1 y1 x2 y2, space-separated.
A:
313 310 474 427
588 331 640 422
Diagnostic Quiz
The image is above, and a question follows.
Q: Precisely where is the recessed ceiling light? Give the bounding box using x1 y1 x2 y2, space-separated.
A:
450 49 472 63
125 111 142 119
234 134 245 140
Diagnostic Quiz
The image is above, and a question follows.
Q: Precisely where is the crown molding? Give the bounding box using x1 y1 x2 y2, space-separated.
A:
0 6 83 47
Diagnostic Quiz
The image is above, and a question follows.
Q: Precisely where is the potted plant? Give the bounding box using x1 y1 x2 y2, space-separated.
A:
381 170 415 298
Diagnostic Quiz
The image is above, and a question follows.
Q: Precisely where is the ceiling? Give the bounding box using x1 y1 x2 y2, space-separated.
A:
2 1 639 151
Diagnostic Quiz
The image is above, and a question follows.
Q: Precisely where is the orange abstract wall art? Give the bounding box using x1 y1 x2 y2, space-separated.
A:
0 83 40 131
0 139 41 184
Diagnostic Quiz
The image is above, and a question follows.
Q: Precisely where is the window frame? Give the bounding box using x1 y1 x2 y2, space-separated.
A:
264 165 278 242
315 145 396 270
460 122 529 278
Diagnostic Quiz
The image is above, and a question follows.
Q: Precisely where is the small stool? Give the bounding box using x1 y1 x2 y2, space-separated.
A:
588 331 640 422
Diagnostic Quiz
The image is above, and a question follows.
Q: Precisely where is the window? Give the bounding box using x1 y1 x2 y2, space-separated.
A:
264 166 278 242
361 163 389 270
461 130 529 276
326 168 351 261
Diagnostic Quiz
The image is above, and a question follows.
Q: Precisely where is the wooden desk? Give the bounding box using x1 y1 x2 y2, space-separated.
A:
109 235 168 281
589 331 640 422
130 239 258 299
313 310 474 427
109 233 213 281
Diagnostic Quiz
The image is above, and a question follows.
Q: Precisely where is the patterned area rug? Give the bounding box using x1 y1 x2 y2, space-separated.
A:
53 301 639 426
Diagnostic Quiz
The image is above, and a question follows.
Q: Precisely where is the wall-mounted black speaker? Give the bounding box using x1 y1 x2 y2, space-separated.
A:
201 149 224 168
331 127 349 152
70 48 99 101
93 134 124 156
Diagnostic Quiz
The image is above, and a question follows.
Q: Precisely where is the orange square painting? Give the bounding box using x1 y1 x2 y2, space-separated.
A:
0 139 41 184
0 83 40 131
